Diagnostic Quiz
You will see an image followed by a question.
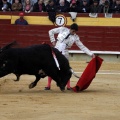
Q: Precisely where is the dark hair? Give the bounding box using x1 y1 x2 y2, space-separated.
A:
70 23 78 31
93 0 98 3
48 0 54 3
105 1 109 5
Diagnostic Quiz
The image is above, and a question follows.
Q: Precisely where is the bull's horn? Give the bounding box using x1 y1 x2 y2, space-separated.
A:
1 41 17 51
70 69 79 78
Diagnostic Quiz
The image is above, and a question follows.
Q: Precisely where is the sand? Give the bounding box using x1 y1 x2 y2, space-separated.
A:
0 61 120 120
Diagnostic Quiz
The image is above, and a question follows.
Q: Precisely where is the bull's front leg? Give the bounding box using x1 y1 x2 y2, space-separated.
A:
29 74 41 89
14 74 20 81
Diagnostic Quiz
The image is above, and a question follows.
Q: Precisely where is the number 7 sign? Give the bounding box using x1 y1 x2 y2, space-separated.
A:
55 14 67 26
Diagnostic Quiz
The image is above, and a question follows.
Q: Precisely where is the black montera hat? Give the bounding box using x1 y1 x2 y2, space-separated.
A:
70 23 78 31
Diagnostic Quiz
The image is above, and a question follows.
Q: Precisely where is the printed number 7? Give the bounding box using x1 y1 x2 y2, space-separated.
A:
58 18 62 24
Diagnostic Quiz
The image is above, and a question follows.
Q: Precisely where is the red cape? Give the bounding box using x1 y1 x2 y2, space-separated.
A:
72 56 103 92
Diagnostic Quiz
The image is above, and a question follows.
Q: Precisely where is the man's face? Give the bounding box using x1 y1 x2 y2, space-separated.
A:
116 0 120 5
93 2 98 5
15 0 19 3
20 16 24 19
70 29 77 35
38 0 43 4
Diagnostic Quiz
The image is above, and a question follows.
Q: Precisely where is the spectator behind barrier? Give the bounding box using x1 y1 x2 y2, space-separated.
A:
15 12 28 25
57 0 69 12
90 0 100 13
23 0 33 13
12 0 23 11
69 0 79 12
33 0 46 12
111 0 120 13
98 1 112 13
0 0 119 13
109 0 116 7
99 0 107 5
0 0 11 11
46 0 56 12
79 0 90 13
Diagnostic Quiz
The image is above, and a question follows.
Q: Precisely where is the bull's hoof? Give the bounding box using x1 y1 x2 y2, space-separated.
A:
29 83 36 89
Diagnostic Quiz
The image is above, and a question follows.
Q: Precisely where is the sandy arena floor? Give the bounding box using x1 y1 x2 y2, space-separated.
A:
0 61 120 120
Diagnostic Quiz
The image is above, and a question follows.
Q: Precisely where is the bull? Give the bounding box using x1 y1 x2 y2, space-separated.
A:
0 42 73 91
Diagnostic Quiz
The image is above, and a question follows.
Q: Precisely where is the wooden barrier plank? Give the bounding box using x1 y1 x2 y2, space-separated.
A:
0 25 120 52
0 19 11 24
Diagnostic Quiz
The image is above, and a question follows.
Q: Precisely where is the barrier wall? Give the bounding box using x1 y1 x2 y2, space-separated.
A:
0 12 120 52
0 24 120 52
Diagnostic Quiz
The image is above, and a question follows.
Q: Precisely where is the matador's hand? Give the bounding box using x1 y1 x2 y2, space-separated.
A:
52 41 56 47
92 54 95 58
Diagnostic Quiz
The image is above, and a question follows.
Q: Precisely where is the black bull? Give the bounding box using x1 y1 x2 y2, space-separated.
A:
0 43 72 91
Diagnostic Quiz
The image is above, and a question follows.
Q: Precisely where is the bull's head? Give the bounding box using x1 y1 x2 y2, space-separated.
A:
0 41 17 77
0 52 15 77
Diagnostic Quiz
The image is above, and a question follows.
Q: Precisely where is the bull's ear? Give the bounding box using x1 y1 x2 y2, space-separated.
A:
1 41 17 51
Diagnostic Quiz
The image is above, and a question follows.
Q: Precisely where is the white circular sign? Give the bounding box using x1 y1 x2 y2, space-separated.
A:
55 14 67 26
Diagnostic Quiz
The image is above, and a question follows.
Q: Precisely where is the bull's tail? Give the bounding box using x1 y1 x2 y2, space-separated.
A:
70 68 79 78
